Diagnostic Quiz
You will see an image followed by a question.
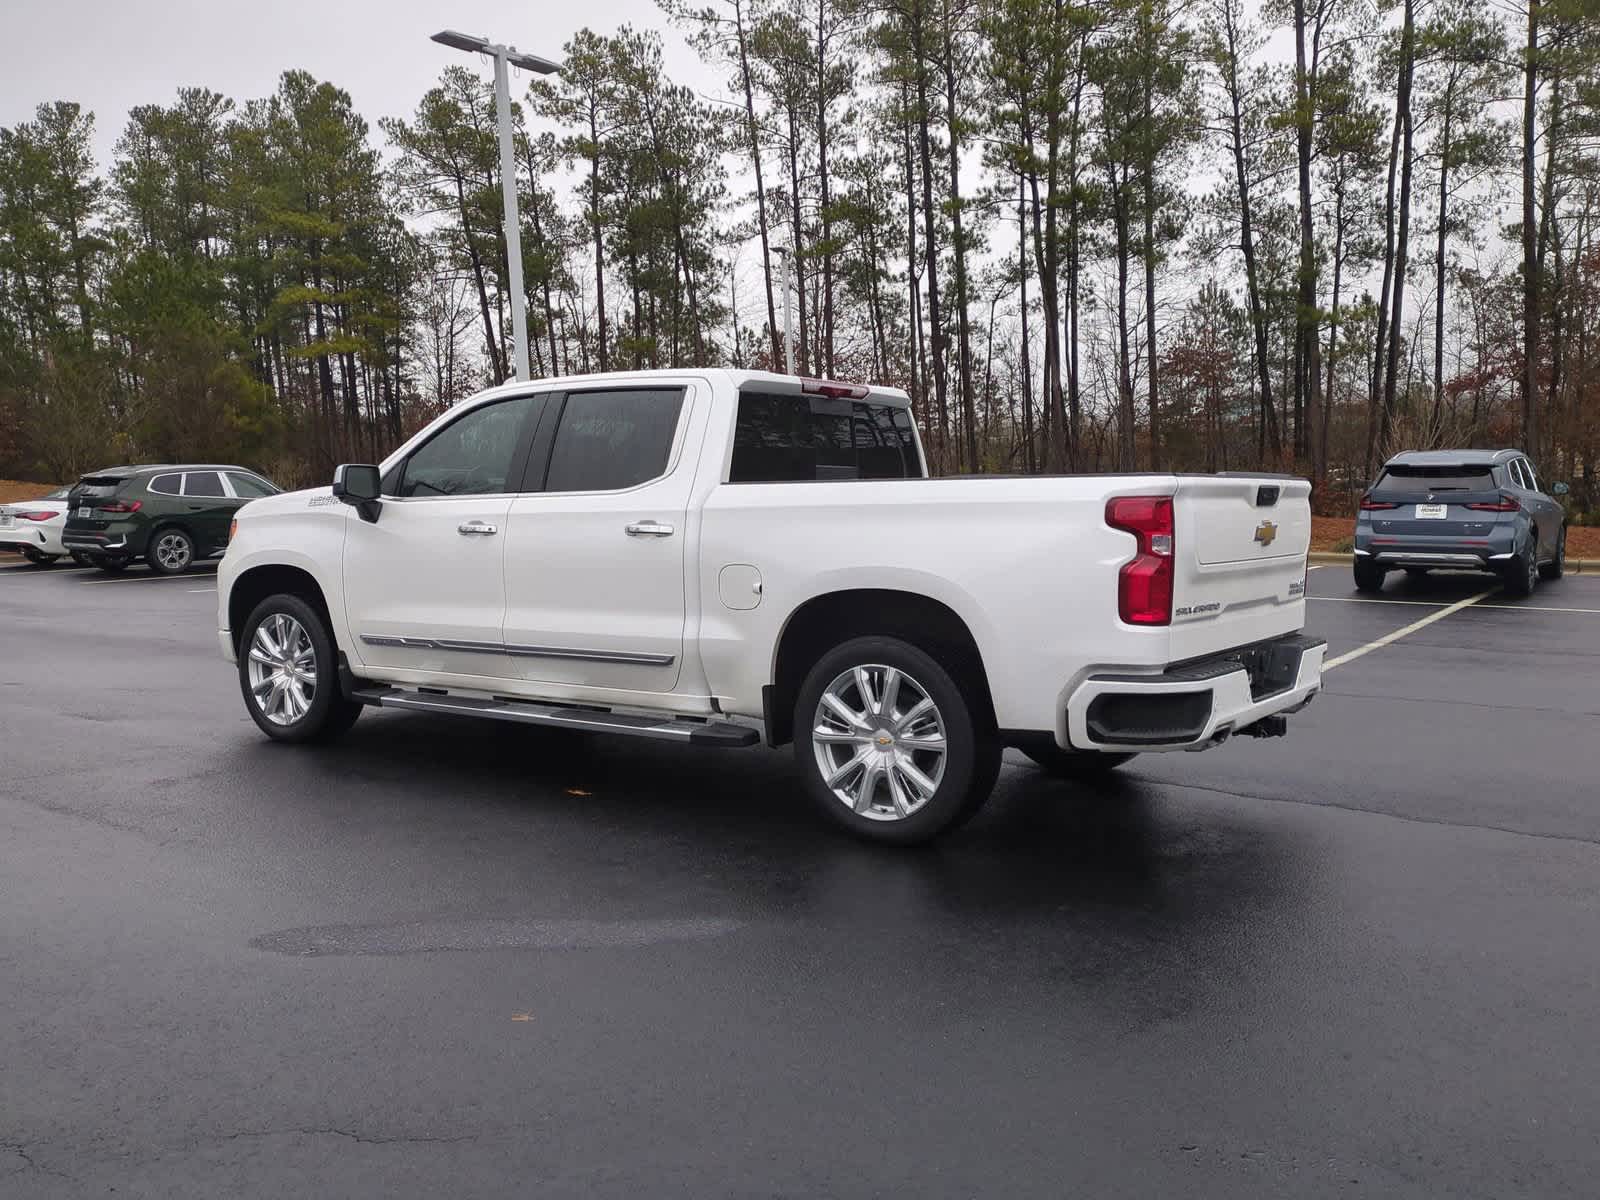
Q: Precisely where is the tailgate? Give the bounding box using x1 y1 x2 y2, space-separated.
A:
1170 475 1311 660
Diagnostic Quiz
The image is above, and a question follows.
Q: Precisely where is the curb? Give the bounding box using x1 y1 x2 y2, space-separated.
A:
1308 550 1599 573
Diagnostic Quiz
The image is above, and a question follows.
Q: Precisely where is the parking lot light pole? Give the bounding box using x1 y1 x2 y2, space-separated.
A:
431 30 561 384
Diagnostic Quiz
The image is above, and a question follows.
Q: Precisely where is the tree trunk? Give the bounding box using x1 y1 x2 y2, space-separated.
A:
942 4 977 472
913 1 949 465
1381 0 1417 446
735 0 782 367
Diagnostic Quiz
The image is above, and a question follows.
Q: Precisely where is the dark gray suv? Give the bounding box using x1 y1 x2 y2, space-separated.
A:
1354 449 1569 596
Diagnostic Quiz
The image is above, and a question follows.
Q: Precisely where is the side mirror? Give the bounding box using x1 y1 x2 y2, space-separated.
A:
332 464 382 522
1553 481 1570 497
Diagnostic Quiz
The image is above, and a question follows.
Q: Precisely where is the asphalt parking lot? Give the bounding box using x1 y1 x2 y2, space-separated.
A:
3 558 1599 1198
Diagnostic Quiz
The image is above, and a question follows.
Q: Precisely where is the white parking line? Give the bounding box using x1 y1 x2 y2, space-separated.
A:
84 573 217 585
188 588 216 593
1312 596 1600 615
1322 589 1495 671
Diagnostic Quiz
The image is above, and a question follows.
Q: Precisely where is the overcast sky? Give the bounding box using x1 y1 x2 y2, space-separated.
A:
0 0 718 169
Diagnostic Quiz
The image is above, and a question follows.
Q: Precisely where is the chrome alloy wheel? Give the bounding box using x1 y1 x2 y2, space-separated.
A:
811 664 948 821
154 531 192 572
247 613 317 726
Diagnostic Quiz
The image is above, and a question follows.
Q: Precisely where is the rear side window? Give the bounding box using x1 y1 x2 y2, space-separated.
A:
730 392 922 482
543 389 685 493
227 472 277 498
1375 465 1496 493
183 472 225 497
148 473 183 495
1518 460 1539 491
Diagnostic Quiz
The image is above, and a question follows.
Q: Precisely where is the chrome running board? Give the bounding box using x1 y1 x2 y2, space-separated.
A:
352 687 759 747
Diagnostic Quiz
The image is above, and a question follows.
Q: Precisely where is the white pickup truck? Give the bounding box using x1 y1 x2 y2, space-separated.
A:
219 369 1323 842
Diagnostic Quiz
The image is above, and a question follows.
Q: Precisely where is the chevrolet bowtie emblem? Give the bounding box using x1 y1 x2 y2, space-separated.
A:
1254 520 1278 548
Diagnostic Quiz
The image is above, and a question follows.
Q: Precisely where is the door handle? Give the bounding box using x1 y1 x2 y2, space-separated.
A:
625 521 675 538
457 521 499 536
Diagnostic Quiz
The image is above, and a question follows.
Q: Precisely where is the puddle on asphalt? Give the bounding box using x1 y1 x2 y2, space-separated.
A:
251 916 743 957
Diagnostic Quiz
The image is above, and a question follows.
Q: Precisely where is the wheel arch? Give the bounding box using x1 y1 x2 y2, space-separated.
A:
227 564 337 657
766 588 995 747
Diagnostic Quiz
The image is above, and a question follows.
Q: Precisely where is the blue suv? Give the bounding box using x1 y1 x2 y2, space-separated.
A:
1354 449 1569 596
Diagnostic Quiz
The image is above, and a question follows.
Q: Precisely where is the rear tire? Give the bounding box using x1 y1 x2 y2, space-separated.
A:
20 549 59 567
1503 535 1539 597
70 551 94 567
95 557 128 574
238 593 364 743
1539 526 1566 581
1353 559 1386 593
794 635 1000 845
148 527 196 575
1403 567 1430 579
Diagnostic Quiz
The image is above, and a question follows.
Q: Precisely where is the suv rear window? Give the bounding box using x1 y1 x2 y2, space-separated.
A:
1375 465 1497 493
74 476 127 499
730 392 922 482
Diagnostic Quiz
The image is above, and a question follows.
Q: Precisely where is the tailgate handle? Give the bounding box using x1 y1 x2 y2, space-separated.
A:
1255 485 1280 507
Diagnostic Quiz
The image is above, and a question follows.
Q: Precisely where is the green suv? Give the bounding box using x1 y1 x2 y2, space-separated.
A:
62 465 281 574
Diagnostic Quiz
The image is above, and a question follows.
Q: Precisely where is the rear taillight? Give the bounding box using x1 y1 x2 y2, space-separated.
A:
13 510 57 522
98 499 142 514
1106 495 1174 626
1466 494 1520 512
1359 496 1399 510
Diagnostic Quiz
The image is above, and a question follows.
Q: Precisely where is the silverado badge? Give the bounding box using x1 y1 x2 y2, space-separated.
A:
1254 520 1278 548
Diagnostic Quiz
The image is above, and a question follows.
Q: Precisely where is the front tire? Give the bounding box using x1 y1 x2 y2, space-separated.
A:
239 593 363 743
1021 744 1136 776
1354 559 1386 593
1539 526 1566 581
148 527 196 575
794 636 1000 845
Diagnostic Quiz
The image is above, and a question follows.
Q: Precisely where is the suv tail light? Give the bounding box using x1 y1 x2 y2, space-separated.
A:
1106 495 1174 626
1466 494 1520 512
98 499 142 514
1359 496 1399 510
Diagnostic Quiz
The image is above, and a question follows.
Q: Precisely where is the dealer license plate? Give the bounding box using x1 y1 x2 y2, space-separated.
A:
1415 503 1448 519
77 505 95 519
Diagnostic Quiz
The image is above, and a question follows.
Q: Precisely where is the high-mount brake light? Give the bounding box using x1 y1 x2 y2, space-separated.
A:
1465 494 1520 512
1105 495 1174 626
799 378 870 400
1359 496 1399 510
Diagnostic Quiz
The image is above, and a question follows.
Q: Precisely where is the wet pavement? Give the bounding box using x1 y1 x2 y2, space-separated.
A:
2 557 1599 1197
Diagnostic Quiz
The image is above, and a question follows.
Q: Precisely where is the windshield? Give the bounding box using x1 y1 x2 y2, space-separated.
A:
1374 465 1498 493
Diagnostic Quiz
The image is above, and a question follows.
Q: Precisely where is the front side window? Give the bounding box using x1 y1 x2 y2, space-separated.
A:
398 397 535 498
147 473 183 496
227 472 278 498
543 389 686 493
183 471 225 497
729 392 921 482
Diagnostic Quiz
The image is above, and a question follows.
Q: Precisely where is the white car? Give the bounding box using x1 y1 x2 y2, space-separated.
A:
0 487 72 565
218 369 1324 843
